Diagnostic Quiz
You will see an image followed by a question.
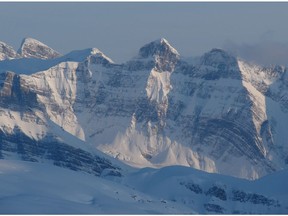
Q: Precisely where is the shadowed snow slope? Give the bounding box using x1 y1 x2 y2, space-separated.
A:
0 38 288 180
0 159 287 214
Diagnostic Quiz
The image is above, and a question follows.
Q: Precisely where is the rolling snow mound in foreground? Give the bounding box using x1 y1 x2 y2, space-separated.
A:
0 159 288 214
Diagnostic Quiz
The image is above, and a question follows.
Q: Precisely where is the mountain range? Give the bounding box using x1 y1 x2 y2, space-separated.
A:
0 37 288 213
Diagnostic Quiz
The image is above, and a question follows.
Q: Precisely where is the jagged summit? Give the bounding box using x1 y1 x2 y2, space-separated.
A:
18 37 61 60
138 38 179 59
136 38 180 71
200 48 238 68
2 36 288 182
0 41 20 60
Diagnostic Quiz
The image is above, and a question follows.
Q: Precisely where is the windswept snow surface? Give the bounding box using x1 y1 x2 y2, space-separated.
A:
0 47 110 75
0 160 287 214
0 160 194 214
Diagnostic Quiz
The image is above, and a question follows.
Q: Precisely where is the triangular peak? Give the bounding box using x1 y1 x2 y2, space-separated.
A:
196 48 242 80
138 38 180 59
0 41 20 60
200 48 237 67
18 37 61 60
63 48 114 64
90 48 114 64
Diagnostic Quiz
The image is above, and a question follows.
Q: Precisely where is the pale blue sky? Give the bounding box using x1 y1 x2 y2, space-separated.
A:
1 2 288 64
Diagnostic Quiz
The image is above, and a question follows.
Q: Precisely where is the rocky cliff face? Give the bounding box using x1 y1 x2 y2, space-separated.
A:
18 38 61 59
0 37 288 179
0 41 20 60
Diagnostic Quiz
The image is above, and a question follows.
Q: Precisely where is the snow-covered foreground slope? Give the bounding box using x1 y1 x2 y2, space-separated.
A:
0 160 194 214
0 159 287 214
124 166 288 214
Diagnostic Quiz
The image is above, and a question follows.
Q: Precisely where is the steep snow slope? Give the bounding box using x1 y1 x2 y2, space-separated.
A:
0 159 287 214
0 37 288 179
238 60 288 169
0 45 129 177
72 40 285 179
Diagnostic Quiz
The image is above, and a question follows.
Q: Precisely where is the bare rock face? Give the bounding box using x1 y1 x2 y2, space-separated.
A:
18 37 61 59
0 37 288 180
138 38 180 71
0 41 20 60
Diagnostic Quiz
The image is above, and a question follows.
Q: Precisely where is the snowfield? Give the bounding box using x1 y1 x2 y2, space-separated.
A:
1 37 288 213
0 160 194 214
0 159 287 214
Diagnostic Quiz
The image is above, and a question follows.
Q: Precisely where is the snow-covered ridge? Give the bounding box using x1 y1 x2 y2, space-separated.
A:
0 47 113 75
64 48 114 64
0 160 287 214
0 37 288 180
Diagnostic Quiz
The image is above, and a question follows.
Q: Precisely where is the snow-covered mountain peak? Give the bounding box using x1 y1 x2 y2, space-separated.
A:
63 47 114 65
2 36 288 183
89 48 114 64
0 41 20 61
58 48 98 61
20 37 42 46
157 37 179 55
197 48 241 79
18 37 61 60
200 48 237 67
135 38 180 71
138 38 180 59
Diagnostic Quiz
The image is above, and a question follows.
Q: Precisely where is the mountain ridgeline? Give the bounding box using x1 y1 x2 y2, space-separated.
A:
0 37 288 180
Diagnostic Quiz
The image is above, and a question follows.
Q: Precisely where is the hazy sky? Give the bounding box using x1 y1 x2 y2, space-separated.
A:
1 2 288 65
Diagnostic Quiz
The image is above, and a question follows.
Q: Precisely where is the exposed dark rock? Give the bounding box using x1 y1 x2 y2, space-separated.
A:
204 203 225 213
180 181 203 194
205 185 227 201
232 190 280 207
18 37 61 59
0 130 121 177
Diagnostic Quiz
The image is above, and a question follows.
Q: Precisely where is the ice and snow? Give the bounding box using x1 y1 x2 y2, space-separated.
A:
146 69 172 103
0 159 287 214
0 160 194 214
18 37 61 60
158 38 180 56
0 108 47 141
28 62 85 141
0 37 288 213
0 37 288 181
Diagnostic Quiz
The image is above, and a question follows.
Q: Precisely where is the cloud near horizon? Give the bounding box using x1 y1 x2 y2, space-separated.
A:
223 40 288 66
